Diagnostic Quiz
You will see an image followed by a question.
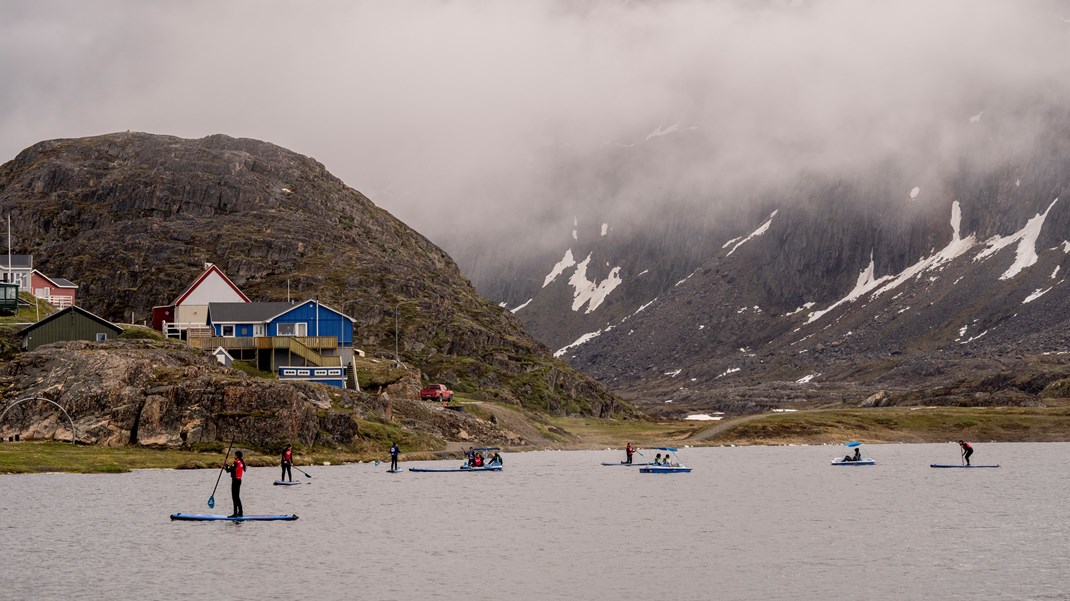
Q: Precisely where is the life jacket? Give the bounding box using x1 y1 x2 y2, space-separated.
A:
283 449 292 463
233 458 244 479
391 445 398 457
475 455 484 467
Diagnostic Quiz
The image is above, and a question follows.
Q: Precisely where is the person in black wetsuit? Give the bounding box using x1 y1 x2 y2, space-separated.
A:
389 441 399 471
226 450 245 517
959 440 973 466
281 444 293 482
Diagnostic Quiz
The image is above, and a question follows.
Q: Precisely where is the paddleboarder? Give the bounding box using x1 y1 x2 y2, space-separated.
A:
389 441 399 471
226 450 245 517
958 440 973 466
281 444 293 482
625 442 635 465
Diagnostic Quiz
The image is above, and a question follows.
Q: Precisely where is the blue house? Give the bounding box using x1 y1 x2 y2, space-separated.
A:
203 300 357 387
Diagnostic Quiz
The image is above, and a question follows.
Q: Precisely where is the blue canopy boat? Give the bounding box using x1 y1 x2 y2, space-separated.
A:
831 441 876 466
409 447 504 473
638 447 692 473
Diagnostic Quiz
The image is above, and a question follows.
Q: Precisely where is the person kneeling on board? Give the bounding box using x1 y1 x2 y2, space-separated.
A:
226 450 246 518
958 440 973 466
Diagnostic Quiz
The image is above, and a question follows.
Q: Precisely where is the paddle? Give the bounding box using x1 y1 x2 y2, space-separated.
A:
208 437 236 509
293 465 312 479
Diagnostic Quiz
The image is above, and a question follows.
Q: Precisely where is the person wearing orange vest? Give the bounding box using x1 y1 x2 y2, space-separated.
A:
226 450 245 517
281 444 293 482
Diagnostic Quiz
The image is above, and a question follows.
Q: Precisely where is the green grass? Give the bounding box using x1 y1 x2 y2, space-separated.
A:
0 441 220 474
705 406 1070 445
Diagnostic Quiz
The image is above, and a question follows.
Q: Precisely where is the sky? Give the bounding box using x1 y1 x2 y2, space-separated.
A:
2 0 1068 264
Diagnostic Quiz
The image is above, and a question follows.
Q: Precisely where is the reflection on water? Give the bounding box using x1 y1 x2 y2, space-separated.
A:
2 443 1067 601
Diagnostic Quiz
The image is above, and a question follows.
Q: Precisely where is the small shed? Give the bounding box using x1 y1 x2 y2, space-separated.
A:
20 306 124 351
211 346 234 368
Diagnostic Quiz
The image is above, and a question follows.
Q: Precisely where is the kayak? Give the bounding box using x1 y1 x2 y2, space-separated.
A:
601 462 655 467
170 513 299 521
639 466 692 473
831 458 877 466
273 480 304 485
930 464 1000 468
408 465 503 473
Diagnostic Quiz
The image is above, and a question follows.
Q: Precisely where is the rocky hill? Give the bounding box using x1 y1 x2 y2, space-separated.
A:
0 132 627 420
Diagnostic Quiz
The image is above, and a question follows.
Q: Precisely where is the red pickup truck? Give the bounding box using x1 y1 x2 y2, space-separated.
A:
419 384 453 402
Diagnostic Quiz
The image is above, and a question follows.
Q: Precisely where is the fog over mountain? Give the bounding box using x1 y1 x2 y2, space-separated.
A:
1 0 1067 264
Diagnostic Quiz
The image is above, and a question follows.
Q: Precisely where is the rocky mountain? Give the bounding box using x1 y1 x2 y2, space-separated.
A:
0 132 627 418
470 107 1070 414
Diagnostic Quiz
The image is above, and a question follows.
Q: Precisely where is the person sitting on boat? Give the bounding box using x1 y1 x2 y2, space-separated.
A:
959 440 973 466
488 452 502 465
842 447 861 462
654 453 662 465
663 456 674 468
474 452 484 467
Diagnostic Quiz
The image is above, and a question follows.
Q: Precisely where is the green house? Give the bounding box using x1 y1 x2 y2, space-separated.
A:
19 306 123 351
0 282 18 314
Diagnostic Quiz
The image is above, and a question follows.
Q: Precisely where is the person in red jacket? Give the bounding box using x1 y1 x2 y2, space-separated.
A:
281 444 293 482
625 442 635 465
226 450 245 517
958 440 973 466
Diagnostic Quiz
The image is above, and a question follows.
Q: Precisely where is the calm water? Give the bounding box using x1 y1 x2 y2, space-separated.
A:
2 443 1067 601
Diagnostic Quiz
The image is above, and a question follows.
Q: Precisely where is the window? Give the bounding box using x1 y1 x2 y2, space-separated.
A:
221 325 235 337
276 323 307 337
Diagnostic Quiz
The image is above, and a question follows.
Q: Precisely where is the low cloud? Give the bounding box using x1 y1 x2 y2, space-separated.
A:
2 1 1068 261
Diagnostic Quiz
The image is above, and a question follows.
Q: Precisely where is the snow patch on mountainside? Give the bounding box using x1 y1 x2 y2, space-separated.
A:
974 198 1058 279
555 327 609 358
1023 288 1052 304
726 210 778 257
806 201 977 324
510 299 532 313
543 249 576 287
601 223 609 236
569 254 623 313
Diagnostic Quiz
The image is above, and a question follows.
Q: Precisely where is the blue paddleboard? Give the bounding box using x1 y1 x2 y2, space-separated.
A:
929 464 999 468
170 513 299 521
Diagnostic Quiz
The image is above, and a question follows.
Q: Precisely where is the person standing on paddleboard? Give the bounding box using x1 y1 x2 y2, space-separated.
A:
281 444 293 482
389 441 399 471
958 440 973 466
226 450 245 517
625 442 634 465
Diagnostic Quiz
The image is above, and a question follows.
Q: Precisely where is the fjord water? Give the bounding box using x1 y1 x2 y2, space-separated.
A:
2 443 1066 601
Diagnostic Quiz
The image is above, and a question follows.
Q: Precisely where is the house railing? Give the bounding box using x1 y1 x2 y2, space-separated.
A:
187 335 341 367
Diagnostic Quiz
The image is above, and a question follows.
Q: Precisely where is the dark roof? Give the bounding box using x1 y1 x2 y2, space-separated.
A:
50 277 77 288
208 302 296 323
32 270 77 288
0 255 32 269
18 305 123 337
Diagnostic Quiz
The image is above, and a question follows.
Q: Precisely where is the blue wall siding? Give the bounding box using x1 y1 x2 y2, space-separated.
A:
269 302 353 346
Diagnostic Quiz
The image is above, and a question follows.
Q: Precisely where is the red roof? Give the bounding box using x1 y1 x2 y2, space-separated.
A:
172 264 250 305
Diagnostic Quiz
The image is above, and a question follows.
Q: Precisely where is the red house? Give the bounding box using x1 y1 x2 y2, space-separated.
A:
30 270 78 309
